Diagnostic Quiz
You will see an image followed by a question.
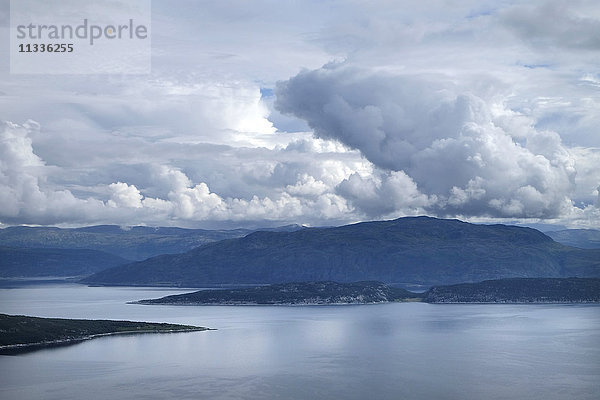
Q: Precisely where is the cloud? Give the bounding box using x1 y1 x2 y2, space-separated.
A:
1 1 599 229
107 182 143 208
337 170 433 218
500 0 600 50
275 65 586 220
0 120 45 219
0 76 276 148
0 120 358 227
286 174 329 198
0 120 108 225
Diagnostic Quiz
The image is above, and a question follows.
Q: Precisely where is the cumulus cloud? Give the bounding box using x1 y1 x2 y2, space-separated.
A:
0 121 45 219
0 120 357 227
276 65 588 220
337 170 433 218
107 182 143 209
286 174 329 198
0 121 108 225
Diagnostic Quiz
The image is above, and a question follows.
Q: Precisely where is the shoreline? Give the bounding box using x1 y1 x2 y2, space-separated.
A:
132 300 600 306
424 301 600 304
0 327 212 353
132 300 402 306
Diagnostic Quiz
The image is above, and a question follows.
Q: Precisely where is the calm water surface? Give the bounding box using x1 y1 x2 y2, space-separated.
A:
0 283 599 400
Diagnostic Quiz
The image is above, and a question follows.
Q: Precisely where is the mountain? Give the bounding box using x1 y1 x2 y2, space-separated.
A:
136 281 420 305
424 278 600 303
545 229 600 249
0 246 129 278
83 217 600 287
0 225 301 260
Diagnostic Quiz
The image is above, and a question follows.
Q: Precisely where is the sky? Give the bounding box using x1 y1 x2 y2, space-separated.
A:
0 0 599 229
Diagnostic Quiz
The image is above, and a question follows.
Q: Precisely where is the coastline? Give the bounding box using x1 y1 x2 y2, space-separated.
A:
0 313 213 354
132 300 404 306
133 299 600 306
0 327 212 354
423 301 600 304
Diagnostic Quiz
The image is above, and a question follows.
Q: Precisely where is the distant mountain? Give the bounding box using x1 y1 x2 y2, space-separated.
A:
136 281 419 305
83 217 600 287
252 224 305 232
546 229 600 249
0 225 303 260
0 246 129 278
424 278 600 303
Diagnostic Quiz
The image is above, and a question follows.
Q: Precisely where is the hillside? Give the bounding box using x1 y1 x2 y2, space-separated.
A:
83 217 600 287
424 278 600 303
0 246 129 278
136 281 420 305
546 229 600 249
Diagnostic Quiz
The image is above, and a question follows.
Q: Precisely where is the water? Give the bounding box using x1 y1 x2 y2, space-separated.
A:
1 283 599 400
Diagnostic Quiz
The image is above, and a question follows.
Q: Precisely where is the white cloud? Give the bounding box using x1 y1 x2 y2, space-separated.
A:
0 121 107 225
286 175 329 198
107 182 143 209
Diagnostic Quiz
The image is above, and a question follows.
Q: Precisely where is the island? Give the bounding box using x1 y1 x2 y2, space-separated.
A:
135 281 422 305
0 314 210 353
134 278 600 306
424 277 600 303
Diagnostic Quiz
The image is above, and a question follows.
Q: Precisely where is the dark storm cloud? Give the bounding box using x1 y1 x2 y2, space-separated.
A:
500 0 600 50
276 65 578 219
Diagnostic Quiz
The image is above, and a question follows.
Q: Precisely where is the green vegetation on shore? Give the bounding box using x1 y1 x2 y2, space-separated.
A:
0 314 209 350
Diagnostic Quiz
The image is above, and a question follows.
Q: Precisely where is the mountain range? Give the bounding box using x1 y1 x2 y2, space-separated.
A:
83 217 600 287
0 224 302 260
545 229 600 249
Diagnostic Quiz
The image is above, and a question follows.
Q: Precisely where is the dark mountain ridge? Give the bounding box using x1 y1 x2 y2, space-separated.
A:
83 217 600 287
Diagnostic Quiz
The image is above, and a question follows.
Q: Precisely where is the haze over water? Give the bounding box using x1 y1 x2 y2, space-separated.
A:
1 284 599 400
